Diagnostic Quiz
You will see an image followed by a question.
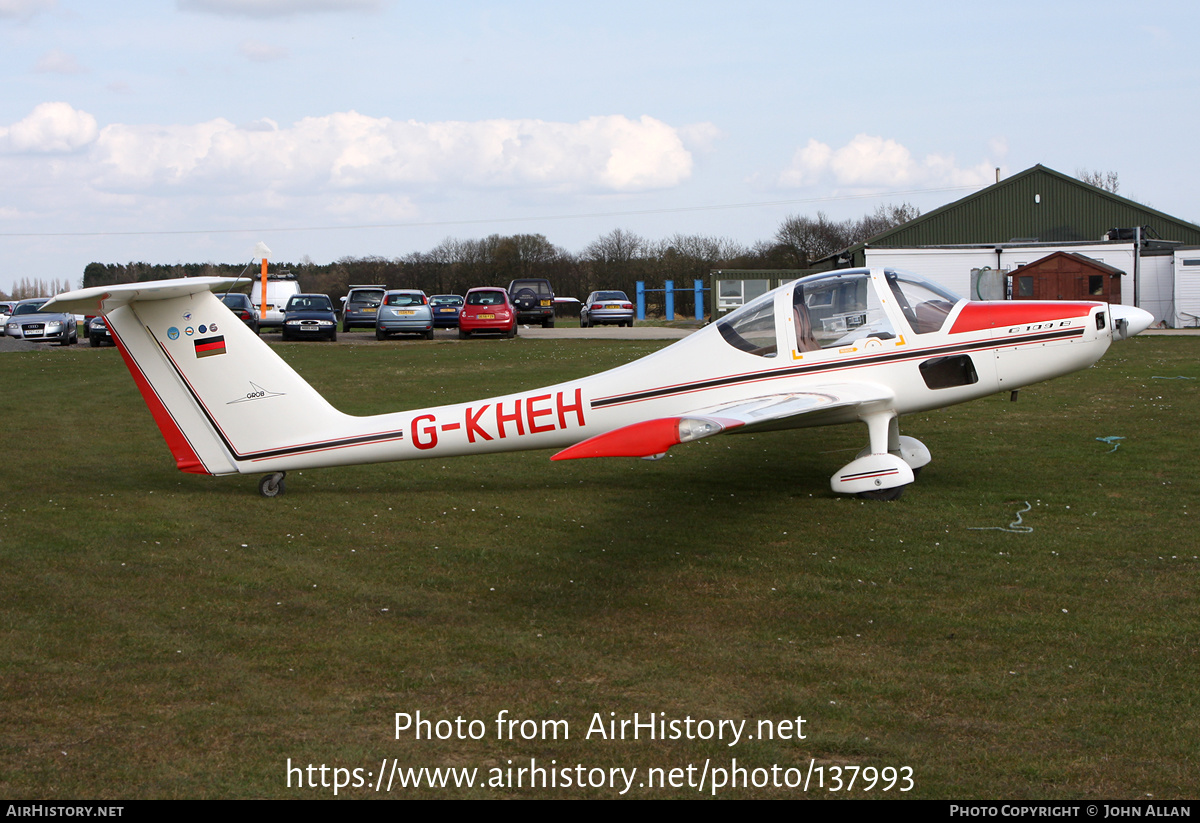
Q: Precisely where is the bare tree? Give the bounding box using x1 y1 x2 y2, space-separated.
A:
773 211 853 267
1077 168 1120 194
850 202 921 243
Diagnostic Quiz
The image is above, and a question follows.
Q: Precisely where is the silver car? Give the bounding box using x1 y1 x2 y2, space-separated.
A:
375 290 434 340
5 298 77 345
580 290 635 327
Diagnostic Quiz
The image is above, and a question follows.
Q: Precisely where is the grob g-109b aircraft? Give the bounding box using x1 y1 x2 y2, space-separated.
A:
46 267 1152 498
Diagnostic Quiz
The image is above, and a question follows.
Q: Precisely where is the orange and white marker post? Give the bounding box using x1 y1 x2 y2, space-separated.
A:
253 241 271 316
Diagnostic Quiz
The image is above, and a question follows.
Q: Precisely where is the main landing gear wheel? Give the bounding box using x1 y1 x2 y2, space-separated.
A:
259 472 287 498
856 485 905 502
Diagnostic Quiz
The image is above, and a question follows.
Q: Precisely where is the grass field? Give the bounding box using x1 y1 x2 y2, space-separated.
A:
1 334 1197 799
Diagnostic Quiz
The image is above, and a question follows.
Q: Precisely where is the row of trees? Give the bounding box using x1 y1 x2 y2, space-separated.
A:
4 277 77 300
74 204 921 316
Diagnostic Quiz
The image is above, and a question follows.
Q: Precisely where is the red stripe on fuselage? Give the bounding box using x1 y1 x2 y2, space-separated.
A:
950 301 1099 334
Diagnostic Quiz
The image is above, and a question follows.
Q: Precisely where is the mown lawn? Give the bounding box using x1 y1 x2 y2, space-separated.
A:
1 335 1196 798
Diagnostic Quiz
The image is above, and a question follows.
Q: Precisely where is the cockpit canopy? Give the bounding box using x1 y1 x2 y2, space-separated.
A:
717 268 964 358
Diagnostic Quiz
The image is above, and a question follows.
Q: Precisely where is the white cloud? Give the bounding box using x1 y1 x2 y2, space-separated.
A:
0 102 98 152
178 0 381 18
90 111 697 194
678 122 723 154
779 134 996 190
238 40 289 62
33 48 86 74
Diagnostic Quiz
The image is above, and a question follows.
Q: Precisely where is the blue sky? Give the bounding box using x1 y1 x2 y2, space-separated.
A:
1 0 1197 295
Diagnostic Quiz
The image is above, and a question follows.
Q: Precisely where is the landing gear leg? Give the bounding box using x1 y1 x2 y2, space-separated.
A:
830 410 914 500
259 472 287 498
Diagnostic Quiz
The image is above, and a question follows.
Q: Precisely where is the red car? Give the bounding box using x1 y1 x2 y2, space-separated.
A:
458 288 517 338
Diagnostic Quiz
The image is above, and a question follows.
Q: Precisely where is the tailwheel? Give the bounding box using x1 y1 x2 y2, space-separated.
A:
259 471 287 498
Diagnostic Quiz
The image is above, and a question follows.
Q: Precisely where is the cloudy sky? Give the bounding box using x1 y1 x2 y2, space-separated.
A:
1 0 1197 294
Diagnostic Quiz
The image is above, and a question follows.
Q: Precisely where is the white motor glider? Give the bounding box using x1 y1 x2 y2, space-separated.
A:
46 268 1152 498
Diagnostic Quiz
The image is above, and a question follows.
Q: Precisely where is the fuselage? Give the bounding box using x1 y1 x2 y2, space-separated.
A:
197 269 1116 474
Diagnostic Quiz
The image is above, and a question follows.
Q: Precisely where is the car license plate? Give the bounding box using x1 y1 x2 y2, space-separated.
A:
604 304 620 309
478 313 495 319
396 310 416 315
540 300 551 307
365 307 376 313
438 308 454 313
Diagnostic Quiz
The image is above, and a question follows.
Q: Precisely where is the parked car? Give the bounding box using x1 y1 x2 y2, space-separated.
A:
581 290 635 327
342 285 386 333
254 272 301 330
375 290 434 340
87 316 114 347
218 292 260 334
0 301 15 335
458 288 517 338
429 294 464 328
281 294 337 341
507 278 555 328
4 298 77 345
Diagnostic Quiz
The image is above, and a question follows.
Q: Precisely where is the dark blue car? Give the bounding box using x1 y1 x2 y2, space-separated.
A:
429 294 464 328
282 294 337 341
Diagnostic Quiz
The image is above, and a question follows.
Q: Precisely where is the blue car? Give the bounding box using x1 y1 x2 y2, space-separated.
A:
281 294 337 341
429 294 464 328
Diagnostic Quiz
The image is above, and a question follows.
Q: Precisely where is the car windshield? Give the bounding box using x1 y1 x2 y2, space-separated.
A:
14 301 48 315
431 296 463 306
468 291 506 306
595 292 628 301
348 290 384 307
384 293 425 306
287 296 332 311
220 294 248 307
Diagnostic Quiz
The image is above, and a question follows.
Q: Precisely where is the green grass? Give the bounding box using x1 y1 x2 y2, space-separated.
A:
1 336 1197 798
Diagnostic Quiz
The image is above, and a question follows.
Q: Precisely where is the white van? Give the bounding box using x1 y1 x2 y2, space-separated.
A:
251 273 301 330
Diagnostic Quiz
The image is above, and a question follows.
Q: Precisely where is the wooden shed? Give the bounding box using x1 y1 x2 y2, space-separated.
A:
1006 251 1124 302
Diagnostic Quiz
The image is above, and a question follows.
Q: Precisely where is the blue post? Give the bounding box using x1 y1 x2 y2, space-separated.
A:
694 279 704 320
665 280 674 321
635 281 645 321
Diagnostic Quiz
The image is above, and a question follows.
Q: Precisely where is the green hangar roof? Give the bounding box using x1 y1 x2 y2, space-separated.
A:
850 164 1200 255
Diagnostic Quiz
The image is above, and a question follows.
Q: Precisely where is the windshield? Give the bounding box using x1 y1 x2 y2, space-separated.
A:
384 293 425 306
431 295 463 306
468 291 507 306
594 291 628 302
885 269 963 334
716 290 777 357
348 290 384 307
286 295 332 311
14 301 48 315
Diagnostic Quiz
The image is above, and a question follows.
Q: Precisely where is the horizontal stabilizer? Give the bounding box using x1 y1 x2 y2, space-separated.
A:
44 278 244 316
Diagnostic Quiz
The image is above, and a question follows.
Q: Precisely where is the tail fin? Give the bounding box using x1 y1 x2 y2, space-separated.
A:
47 278 353 476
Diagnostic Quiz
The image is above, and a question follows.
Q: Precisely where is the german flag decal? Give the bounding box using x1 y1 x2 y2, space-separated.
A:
194 335 226 358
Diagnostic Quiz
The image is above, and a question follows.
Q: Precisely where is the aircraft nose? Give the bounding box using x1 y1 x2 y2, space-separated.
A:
1110 304 1154 339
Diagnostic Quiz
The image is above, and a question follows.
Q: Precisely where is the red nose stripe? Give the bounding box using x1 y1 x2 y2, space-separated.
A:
950 302 1098 334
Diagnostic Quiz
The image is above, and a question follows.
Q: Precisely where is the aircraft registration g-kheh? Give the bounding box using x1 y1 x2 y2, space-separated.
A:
47 267 1152 499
